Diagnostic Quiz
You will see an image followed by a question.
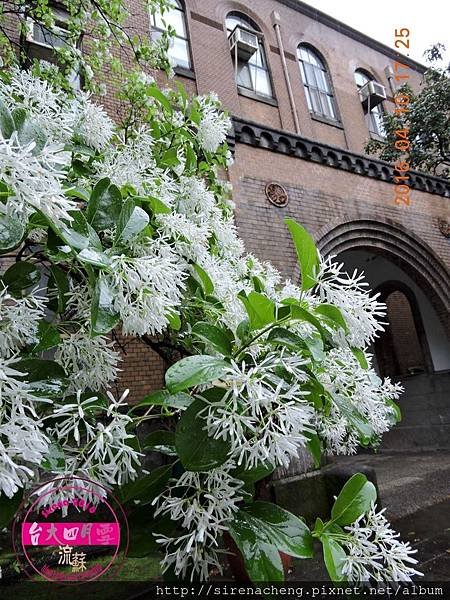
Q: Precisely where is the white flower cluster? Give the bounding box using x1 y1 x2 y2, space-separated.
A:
206 353 314 469
0 69 115 227
2 68 115 150
55 330 120 393
0 356 50 497
316 257 386 348
153 464 243 580
50 390 141 486
196 94 231 153
315 348 402 454
108 242 187 336
341 502 422 582
0 288 46 356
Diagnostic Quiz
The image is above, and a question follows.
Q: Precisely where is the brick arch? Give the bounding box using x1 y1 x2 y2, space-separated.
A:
216 2 276 43
317 218 450 336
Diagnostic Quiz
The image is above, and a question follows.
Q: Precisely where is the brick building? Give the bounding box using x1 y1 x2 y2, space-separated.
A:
5 0 450 450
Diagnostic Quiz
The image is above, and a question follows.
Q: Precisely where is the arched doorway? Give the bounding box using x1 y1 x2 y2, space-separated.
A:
374 281 431 378
318 219 450 450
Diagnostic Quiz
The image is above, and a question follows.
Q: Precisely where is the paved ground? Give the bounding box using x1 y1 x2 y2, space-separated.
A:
333 450 450 521
293 450 450 581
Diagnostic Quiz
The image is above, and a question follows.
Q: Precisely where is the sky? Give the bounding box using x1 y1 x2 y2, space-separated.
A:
299 0 450 68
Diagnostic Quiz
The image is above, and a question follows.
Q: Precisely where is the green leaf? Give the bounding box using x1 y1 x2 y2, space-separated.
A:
165 355 230 393
175 399 231 471
77 247 111 268
86 178 123 231
32 320 61 352
192 322 232 356
285 218 319 291
167 311 181 331
0 214 24 252
304 332 325 362
0 489 23 529
333 395 375 444
91 274 120 336
13 358 68 398
191 263 214 295
161 147 180 168
267 327 303 351
228 511 284 582
243 502 314 559
306 432 322 468
64 186 90 203
47 265 69 314
147 85 173 113
118 464 172 505
239 291 275 330
130 390 193 412
142 196 172 215
385 398 402 424
232 463 275 485
351 347 369 369
3 262 40 296
321 535 347 582
16 118 47 153
314 304 348 333
115 199 150 244
331 473 377 525
41 442 66 471
285 302 327 339
0 98 15 139
44 210 102 253
143 430 176 455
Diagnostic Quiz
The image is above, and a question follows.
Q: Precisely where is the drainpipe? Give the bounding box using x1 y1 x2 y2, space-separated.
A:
271 10 301 135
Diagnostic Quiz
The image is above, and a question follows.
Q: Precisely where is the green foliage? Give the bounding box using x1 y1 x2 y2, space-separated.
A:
365 46 450 178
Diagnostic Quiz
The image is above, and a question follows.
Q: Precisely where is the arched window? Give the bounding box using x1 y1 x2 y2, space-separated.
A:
354 69 385 137
226 12 273 98
297 45 338 121
151 0 191 70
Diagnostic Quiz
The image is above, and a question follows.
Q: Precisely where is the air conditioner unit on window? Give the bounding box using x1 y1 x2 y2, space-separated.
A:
359 80 387 109
229 26 259 61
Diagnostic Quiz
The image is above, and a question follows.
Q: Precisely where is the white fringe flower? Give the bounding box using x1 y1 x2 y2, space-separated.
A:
341 502 423 582
0 289 46 357
55 330 120 393
153 463 243 580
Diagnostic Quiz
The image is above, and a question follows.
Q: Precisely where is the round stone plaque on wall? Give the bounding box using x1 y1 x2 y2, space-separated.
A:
265 182 289 207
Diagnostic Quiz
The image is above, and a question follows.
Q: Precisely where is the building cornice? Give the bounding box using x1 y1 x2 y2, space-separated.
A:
231 117 450 198
277 0 428 74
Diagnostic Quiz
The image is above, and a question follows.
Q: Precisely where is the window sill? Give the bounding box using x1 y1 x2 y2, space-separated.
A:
238 87 278 107
310 113 344 129
174 66 196 80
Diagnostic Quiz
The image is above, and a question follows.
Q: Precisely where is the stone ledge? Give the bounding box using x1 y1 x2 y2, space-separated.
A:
231 116 450 199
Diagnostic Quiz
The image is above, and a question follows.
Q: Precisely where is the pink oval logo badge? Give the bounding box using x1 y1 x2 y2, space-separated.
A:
12 476 128 583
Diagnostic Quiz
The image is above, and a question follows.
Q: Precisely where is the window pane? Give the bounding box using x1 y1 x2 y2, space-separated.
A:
314 68 329 93
323 93 337 119
354 70 369 88
236 61 253 89
169 37 190 69
164 8 186 37
304 62 318 87
309 88 322 114
250 66 272 96
33 23 68 48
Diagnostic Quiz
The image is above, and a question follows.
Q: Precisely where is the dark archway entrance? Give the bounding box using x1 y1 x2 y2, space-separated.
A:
318 219 450 450
374 281 431 378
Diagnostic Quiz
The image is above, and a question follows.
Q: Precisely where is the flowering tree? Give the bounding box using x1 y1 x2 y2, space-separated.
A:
0 63 422 583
